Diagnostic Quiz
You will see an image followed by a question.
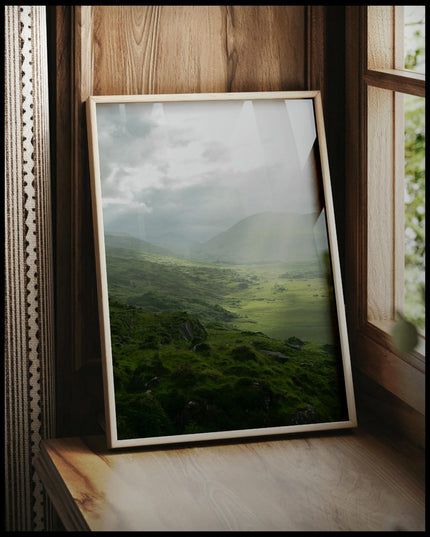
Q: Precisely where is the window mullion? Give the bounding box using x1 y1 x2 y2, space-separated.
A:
367 85 396 325
394 92 405 316
364 68 425 97
394 5 404 70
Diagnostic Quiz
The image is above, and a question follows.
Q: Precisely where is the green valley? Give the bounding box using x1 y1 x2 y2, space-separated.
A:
104 235 347 440
106 244 336 344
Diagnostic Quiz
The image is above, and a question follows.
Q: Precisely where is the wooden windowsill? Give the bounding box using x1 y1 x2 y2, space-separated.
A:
368 318 426 366
34 428 425 532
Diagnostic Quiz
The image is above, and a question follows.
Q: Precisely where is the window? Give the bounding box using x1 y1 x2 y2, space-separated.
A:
345 6 425 417
404 5 425 74
366 6 425 355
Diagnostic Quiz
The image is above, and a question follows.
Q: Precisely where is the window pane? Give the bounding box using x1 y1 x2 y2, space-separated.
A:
404 93 425 332
404 5 425 74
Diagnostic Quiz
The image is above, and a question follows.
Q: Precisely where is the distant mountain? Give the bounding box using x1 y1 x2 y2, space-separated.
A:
191 211 320 264
105 232 172 256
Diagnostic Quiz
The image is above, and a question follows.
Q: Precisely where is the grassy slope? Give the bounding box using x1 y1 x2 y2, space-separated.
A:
104 247 347 440
110 301 347 440
106 246 337 344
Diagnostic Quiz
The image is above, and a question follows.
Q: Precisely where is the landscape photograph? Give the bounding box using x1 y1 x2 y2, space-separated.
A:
94 95 350 442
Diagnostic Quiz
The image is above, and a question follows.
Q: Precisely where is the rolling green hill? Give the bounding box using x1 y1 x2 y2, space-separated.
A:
192 211 319 264
105 245 335 343
105 246 248 326
109 300 347 440
105 232 173 256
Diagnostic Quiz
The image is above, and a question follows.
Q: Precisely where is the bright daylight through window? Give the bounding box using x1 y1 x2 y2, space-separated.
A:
403 6 425 337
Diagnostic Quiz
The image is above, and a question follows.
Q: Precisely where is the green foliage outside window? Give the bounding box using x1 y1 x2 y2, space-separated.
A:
404 94 425 332
403 9 425 333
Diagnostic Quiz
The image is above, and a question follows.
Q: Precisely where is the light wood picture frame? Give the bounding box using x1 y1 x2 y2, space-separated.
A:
86 91 357 449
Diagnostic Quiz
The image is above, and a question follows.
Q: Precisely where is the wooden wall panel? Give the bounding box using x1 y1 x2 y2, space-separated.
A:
86 5 306 96
50 5 321 437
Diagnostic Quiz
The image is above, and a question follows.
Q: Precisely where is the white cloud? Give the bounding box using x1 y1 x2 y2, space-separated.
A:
96 98 322 243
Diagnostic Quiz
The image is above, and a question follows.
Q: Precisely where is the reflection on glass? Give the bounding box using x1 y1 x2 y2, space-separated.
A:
404 5 425 74
95 98 350 441
404 94 425 333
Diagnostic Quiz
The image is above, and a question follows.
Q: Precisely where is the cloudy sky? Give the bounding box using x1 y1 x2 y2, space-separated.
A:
96 97 322 248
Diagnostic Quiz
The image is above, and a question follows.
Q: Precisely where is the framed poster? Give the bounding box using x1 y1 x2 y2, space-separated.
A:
86 91 357 449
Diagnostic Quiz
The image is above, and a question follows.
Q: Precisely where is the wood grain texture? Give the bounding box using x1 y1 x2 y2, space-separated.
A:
344 6 367 333
353 325 425 415
367 85 395 322
307 6 326 103
72 6 101 374
37 432 425 532
353 368 425 451
323 7 347 270
364 69 426 98
88 5 306 96
47 5 75 437
367 6 395 70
